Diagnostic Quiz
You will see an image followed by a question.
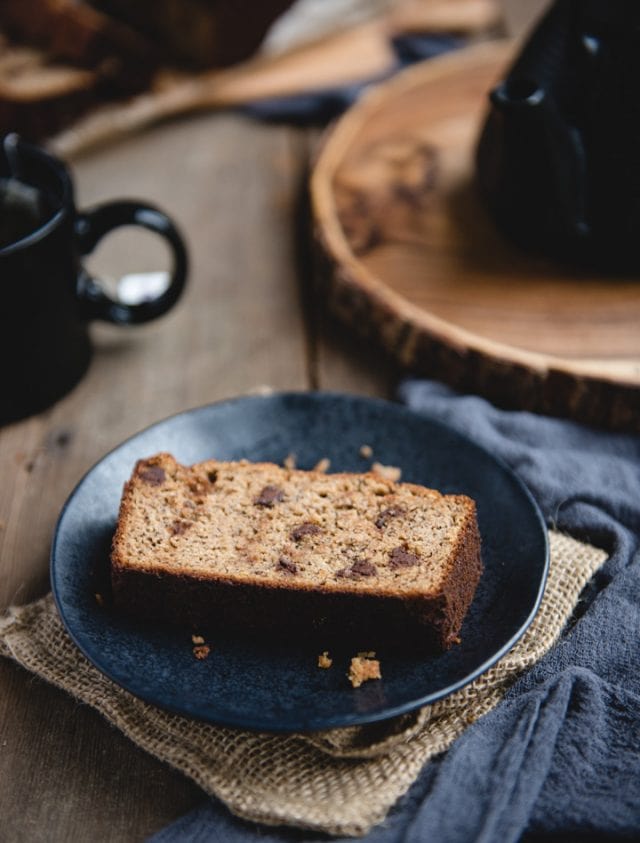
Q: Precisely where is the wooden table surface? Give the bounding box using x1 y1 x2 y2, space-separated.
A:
0 112 399 841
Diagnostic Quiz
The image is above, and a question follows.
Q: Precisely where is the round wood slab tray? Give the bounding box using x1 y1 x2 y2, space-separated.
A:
311 41 640 432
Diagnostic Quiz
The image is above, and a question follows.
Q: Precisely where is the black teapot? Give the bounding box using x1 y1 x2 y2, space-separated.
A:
476 0 640 271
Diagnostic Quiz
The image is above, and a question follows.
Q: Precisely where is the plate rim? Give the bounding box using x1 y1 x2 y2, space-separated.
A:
50 390 550 732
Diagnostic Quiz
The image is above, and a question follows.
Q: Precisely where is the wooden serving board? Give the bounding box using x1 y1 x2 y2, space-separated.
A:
311 41 640 432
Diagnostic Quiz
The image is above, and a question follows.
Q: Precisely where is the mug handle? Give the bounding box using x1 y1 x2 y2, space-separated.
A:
74 200 188 324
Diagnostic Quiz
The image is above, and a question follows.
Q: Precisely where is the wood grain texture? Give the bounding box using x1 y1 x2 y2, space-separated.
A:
0 112 372 842
297 133 400 399
0 660 202 842
311 40 640 431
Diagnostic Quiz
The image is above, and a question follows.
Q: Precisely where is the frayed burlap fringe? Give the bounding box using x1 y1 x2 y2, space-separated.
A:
0 531 606 837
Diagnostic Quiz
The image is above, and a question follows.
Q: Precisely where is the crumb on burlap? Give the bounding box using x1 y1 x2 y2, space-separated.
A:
313 458 331 473
359 444 373 459
283 453 296 470
94 593 104 607
193 644 210 660
191 634 205 645
318 651 333 669
371 462 402 482
348 655 381 688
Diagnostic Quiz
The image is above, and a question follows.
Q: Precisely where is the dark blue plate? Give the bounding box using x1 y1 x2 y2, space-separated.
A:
51 392 548 732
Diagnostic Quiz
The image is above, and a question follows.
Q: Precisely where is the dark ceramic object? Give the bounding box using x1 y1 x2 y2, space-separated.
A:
51 393 549 732
0 133 187 424
476 0 640 270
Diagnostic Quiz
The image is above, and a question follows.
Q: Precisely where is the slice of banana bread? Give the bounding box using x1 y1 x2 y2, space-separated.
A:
110 453 483 650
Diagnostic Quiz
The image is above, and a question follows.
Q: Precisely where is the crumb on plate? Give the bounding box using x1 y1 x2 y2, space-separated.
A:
371 462 402 482
318 651 333 669
348 655 381 688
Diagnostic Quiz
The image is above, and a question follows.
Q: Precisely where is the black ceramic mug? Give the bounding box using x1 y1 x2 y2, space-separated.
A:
0 133 187 424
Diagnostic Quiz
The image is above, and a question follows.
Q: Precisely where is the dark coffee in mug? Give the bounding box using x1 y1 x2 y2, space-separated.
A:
0 133 187 425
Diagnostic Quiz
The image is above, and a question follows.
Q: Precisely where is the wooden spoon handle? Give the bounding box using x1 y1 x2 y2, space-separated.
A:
49 20 395 159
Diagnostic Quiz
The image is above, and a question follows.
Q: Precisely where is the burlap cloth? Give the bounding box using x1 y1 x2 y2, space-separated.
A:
0 530 606 837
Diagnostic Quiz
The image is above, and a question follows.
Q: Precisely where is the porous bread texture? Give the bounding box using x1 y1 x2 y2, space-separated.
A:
114 454 470 593
111 453 483 649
